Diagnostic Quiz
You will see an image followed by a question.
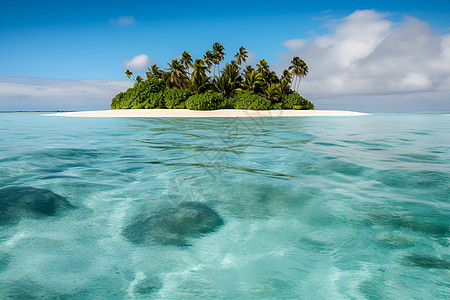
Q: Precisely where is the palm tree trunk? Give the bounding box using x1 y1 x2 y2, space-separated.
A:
296 77 302 92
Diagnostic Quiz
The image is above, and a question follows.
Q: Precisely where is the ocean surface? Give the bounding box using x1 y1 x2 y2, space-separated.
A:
0 112 448 299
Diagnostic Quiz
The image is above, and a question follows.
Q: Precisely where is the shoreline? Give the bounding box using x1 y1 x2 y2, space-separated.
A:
45 109 370 118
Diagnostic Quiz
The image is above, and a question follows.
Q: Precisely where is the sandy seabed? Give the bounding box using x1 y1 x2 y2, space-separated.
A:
45 109 370 118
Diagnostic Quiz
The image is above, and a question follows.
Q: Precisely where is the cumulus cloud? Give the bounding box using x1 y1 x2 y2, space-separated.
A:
0 77 132 111
124 54 151 70
282 10 450 111
282 39 308 51
109 16 135 26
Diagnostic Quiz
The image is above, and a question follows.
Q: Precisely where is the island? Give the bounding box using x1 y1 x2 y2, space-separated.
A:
110 42 314 111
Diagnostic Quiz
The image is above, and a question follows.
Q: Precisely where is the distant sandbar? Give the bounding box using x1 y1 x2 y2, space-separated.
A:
45 109 370 118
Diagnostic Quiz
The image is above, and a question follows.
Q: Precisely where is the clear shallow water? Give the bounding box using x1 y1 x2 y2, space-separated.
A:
0 112 449 299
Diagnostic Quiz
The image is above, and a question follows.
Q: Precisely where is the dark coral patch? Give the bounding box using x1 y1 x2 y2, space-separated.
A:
0 186 73 224
123 202 224 246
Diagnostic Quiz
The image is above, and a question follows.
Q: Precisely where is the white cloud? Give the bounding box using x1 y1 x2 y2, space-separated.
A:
282 10 450 111
282 39 308 51
0 77 132 111
109 16 135 26
124 54 151 71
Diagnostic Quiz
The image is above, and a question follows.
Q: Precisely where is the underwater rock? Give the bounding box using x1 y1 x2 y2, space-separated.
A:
358 277 386 300
134 276 162 295
375 232 414 249
403 254 450 269
123 202 224 246
364 213 449 238
0 186 73 224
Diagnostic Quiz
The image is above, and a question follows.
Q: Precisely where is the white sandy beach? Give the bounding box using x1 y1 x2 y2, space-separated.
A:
46 109 370 118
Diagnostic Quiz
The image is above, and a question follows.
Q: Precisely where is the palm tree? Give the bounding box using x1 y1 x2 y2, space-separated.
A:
256 59 270 74
234 46 248 66
256 59 272 89
214 75 232 96
115 44 313 110
146 64 162 79
151 64 162 77
279 78 291 95
203 50 214 75
180 51 193 76
229 60 239 68
212 42 225 78
221 62 242 91
191 58 208 79
161 71 172 88
280 70 293 94
167 59 189 89
265 83 282 103
190 72 210 93
281 69 292 84
190 58 211 93
289 56 308 92
243 65 255 78
125 69 135 83
213 62 243 96
263 71 279 84
243 71 263 93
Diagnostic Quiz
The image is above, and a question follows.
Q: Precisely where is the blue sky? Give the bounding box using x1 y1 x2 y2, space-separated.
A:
0 0 449 111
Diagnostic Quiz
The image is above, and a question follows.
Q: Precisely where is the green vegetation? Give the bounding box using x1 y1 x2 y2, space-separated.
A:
111 43 314 110
234 91 271 110
186 90 223 110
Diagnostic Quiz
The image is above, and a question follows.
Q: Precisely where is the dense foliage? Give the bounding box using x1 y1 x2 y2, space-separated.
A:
164 88 191 109
233 91 271 110
112 43 314 110
186 91 223 110
281 93 315 110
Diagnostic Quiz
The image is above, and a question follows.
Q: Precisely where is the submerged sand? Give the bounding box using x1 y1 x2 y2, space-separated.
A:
45 109 370 118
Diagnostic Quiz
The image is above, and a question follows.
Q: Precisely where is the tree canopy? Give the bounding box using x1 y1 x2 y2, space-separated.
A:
112 43 314 110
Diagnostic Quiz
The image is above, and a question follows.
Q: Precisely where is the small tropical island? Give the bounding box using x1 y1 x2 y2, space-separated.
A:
111 42 314 110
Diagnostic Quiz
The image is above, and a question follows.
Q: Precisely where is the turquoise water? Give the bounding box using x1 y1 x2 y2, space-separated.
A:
0 113 449 299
